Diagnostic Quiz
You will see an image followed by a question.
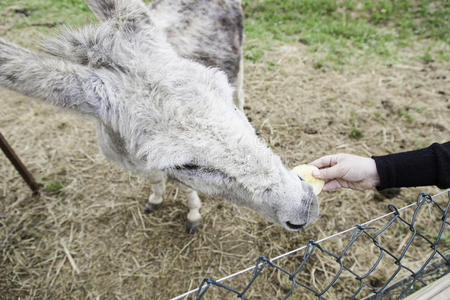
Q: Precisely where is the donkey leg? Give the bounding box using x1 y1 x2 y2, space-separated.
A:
144 171 166 213
182 186 202 234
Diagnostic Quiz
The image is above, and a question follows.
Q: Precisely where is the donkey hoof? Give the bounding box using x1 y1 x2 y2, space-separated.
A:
144 203 161 214
186 221 200 234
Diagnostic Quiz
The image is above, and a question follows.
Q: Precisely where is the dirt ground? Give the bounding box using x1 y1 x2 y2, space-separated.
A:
1 34 449 299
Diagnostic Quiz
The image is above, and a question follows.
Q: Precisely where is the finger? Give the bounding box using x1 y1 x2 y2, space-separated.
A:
309 155 338 169
323 180 342 191
313 164 344 180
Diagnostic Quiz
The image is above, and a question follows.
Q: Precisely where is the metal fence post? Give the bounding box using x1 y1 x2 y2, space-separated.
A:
0 132 40 196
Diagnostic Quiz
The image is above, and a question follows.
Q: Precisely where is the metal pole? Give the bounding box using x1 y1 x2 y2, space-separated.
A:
0 132 40 196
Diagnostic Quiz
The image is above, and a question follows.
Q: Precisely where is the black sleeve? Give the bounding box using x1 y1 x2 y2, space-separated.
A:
372 142 450 190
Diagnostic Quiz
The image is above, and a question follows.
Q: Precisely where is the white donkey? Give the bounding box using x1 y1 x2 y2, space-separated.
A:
0 0 319 233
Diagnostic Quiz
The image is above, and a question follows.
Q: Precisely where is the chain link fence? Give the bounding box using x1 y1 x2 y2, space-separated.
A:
172 190 450 300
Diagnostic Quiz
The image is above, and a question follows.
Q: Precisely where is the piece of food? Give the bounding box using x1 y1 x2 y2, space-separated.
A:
292 164 325 195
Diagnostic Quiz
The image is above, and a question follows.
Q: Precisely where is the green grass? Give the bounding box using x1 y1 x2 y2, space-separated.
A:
1 0 448 65
396 108 414 123
440 232 450 247
0 0 92 28
348 116 364 139
348 128 364 139
242 0 449 65
421 49 434 64
44 180 65 194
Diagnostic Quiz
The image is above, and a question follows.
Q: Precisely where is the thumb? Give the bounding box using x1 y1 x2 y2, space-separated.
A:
313 165 343 180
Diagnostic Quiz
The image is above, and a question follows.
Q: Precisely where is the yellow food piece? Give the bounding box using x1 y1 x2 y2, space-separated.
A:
292 164 324 195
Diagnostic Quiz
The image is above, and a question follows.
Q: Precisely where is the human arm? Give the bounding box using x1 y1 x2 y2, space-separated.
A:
310 142 450 191
373 142 450 190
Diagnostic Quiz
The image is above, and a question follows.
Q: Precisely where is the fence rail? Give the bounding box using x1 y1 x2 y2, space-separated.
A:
172 190 450 300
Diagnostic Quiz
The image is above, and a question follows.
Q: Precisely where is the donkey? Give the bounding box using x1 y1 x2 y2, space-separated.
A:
0 0 319 233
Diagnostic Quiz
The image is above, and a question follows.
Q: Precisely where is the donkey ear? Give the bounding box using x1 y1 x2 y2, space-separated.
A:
86 0 117 21
86 0 153 30
0 38 111 117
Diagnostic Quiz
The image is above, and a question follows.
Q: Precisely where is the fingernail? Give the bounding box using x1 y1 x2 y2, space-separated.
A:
312 170 321 178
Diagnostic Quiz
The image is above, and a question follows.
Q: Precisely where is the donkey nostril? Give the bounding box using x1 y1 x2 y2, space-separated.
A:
286 221 306 230
297 175 304 181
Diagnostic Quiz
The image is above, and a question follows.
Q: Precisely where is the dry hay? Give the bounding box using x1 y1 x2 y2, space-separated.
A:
0 38 449 299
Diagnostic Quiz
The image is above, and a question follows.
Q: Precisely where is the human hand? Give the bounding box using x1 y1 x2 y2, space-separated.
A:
309 154 380 191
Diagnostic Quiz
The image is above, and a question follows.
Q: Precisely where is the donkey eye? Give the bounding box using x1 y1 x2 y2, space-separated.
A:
176 164 200 170
175 164 220 175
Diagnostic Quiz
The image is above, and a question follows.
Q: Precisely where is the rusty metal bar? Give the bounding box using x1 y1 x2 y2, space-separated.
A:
0 132 40 195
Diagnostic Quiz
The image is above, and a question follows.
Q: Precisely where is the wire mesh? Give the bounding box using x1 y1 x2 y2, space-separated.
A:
172 190 450 300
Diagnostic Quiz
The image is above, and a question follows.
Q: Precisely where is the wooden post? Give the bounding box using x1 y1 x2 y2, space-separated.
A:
0 132 40 196
404 273 450 300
